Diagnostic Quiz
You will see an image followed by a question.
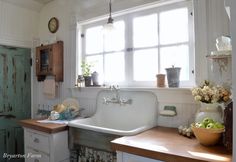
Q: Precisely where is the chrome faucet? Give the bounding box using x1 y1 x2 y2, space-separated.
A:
103 85 132 105
110 85 120 101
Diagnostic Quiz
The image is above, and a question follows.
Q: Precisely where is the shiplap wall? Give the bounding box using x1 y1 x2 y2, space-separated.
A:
0 1 39 47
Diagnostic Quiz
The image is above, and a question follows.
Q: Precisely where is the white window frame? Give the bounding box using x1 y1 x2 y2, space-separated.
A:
79 0 194 87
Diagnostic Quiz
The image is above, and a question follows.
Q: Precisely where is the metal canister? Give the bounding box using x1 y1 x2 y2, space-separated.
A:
165 66 181 87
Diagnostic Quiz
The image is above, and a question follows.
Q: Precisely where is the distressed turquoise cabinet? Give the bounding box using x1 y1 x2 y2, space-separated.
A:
0 46 31 162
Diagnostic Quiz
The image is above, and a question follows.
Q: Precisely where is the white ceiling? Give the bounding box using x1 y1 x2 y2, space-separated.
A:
75 0 161 21
11 0 160 18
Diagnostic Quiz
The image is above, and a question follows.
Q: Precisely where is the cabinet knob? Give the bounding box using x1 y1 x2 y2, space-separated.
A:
33 138 39 143
36 59 39 63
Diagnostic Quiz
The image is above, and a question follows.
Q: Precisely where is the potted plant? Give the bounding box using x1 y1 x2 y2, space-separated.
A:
81 60 92 86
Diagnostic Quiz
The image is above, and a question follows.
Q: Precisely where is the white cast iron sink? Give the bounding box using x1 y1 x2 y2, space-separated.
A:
68 90 158 136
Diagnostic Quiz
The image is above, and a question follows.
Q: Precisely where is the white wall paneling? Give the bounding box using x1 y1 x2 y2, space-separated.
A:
193 0 210 85
68 14 78 89
33 0 73 113
31 38 40 118
157 103 198 128
0 1 39 48
193 0 230 85
207 0 230 52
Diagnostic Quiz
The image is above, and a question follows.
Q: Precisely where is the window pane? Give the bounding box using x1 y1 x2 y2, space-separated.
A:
85 26 103 54
104 52 125 82
160 8 188 45
86 55 103 83
160 45 189 80
104 21 125 52
133 14 158 48
133 49 158 81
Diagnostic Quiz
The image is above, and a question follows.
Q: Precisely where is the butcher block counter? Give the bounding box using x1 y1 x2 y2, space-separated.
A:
19 119 68 133
111 127 232 162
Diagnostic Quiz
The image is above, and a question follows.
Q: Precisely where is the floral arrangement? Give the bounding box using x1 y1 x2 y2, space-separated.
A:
191 80 231 103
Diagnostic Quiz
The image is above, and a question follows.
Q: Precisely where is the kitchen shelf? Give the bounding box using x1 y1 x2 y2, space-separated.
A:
206 54 231 59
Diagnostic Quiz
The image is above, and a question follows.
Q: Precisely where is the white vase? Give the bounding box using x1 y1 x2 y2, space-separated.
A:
195 102 224 123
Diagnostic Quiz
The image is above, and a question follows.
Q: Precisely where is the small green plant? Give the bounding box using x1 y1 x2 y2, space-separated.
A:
81 60 92 77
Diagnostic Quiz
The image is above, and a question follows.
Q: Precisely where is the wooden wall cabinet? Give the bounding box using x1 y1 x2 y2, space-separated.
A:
36 41 63 81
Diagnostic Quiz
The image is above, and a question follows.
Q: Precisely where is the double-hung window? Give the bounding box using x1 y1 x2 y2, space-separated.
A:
79 1 194 87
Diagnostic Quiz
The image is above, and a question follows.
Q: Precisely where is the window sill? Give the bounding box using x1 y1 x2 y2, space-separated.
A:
70 86 192 92
69 86 195 103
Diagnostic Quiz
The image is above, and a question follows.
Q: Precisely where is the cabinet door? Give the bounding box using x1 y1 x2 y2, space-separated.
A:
25 129 50 154
122 152 163 162
36 47 51 75
25 148 50 162
51 42 63 81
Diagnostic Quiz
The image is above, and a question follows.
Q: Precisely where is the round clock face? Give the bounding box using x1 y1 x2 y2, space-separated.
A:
48 17 59 33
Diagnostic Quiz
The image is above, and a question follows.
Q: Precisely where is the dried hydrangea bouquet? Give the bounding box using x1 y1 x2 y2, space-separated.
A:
191 80 231 123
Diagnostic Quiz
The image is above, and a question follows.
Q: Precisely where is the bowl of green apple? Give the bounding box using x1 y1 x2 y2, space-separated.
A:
191 117 225 146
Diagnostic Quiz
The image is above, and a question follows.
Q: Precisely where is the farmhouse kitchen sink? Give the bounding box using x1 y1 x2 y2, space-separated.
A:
68 90 158 136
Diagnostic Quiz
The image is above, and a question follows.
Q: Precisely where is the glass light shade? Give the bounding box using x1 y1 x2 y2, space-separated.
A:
103 23 116 36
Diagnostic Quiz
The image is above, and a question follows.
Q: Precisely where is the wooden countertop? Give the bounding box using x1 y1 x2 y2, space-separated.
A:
111 127 232 162
19 119 68 134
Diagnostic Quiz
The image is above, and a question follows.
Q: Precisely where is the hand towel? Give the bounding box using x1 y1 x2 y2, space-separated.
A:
43 77 56 99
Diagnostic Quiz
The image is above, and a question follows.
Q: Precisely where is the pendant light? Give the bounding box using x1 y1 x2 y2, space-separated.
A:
103 0 115 34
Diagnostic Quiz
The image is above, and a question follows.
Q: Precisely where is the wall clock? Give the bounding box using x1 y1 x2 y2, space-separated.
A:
48 17 59 33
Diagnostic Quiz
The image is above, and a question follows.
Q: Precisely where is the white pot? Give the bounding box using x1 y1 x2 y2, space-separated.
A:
195 102 224 123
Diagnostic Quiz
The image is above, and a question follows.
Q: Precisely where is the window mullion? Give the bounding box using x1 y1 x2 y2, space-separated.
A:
102 30 106 84
125 15 133 85
157 12 161 74
81 29 86 64
188 3 195 85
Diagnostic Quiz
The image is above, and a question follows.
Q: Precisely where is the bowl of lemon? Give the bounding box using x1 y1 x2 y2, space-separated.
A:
191 117 225 146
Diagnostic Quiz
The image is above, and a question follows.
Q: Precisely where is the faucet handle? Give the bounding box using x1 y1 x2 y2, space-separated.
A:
103 97 109 104
116 85 119 90
112 85 119 90
109 85 119 90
